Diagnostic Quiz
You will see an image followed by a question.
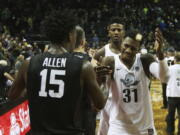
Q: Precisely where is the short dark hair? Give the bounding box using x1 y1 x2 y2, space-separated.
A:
75 25 85 48
41 9 78 44
125 29 142 42
108 16 125 28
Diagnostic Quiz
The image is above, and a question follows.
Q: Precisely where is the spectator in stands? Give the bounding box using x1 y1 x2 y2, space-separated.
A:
0 60 14 103
14 54 24 76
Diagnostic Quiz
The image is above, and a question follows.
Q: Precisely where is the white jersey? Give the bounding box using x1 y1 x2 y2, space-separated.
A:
98 44 120 135
108 54 156 135
104 44 119 57
166 64 180 97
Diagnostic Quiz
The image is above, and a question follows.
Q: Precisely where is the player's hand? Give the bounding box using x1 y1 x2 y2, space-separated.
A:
94 65 112 83
154 28 164 60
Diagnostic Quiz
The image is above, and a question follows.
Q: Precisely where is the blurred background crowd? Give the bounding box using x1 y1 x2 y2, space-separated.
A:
0 0 179 102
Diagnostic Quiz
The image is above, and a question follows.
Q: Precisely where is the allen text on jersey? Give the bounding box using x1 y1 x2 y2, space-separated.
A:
42 58 67 68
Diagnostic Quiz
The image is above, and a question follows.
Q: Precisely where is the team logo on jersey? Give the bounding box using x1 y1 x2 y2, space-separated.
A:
120 73 139 87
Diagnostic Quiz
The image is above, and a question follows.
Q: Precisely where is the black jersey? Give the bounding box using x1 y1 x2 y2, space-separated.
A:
72 52 92 109
73 52 91 62
27 52 84 135
72 52 97 135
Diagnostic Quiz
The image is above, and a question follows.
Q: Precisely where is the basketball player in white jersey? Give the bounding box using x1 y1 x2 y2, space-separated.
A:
166 52 180 135
94 16 125 135
101 28 169 135
94 16 125 61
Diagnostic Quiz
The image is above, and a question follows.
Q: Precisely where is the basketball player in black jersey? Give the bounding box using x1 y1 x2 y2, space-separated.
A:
73 26 92 62
73 25 98 135
8 9 111 135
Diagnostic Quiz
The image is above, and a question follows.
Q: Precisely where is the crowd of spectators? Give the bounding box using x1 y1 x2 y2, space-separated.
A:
0 0 179 50
0 33 42 103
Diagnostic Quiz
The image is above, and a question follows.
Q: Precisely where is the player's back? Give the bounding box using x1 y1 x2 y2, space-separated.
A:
27 52 84 135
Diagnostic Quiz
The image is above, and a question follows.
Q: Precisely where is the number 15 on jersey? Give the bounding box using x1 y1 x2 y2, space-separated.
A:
39 69 65 98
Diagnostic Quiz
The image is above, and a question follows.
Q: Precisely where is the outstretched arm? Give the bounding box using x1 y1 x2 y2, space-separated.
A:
154 28 169 82
142 28 169 82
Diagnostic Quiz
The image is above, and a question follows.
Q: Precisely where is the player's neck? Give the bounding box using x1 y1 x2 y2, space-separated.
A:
121 56 136 69
74 46 85 53
48 45 68 54
110 42 121 54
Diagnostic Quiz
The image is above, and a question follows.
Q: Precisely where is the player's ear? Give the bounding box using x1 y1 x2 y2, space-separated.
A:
69 30 76 43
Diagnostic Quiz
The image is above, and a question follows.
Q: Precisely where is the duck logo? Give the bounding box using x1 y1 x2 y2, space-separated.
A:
120 73 139 87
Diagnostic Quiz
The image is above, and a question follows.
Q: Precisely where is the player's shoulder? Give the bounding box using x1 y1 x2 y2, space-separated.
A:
96 46 106 53
140 53 156 64
94 47 106 61
73 52 91 61
32 52 50 59
102 56 114 67
104 56 114 61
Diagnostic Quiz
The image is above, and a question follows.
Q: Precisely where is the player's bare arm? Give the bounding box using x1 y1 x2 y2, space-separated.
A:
93 47 105 62
142 28 169 82
8 60 29 100
101 56 115 77
81 60 112 110
141 53 156 78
